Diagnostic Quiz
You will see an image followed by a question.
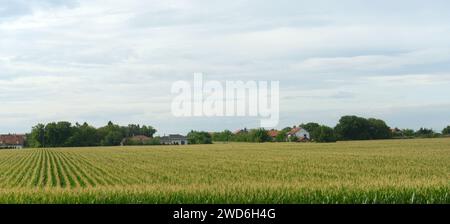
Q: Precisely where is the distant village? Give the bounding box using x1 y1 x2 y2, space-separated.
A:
1 115 449 149
0 126 311 149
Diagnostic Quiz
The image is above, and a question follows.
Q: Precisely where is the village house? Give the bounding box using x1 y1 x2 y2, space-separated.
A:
287 127 310 142
267 129 279 140
160 134 188 145
0 134 26 149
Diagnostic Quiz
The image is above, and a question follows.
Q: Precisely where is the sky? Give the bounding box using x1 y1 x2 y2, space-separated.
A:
1 0 450 135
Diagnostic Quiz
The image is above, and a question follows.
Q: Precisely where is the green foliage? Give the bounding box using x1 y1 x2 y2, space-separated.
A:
335 116 372 140
212 130 233 142
29 124 45 148
101 131 123 146
249 129 270 143
288 135 299 142
367 118 392 139
66 123 100 147
124 124 156 138
230 129 251 142
334 116 391 140
275 130 288 142
28 121 157 148
402 129 415 137
415 128 438 138
315 125 337 143
187 131 212 144
443 126 450 135
214 128 271 143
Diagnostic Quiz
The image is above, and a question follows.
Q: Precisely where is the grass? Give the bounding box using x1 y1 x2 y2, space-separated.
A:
0 138 448 204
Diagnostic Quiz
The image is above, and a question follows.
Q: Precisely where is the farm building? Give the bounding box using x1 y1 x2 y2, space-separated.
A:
0 134 26 149
160 134 188 145
287 128 310 141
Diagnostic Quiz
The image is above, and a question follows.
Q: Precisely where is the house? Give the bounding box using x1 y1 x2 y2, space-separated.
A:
0 134 26 149
287 128 310 142
160 134 188 145
267 130 279 141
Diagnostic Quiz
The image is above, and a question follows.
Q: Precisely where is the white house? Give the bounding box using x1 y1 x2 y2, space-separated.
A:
160 134 188 145
287 128 310 141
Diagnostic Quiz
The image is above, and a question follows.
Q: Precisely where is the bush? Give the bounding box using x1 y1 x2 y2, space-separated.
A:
315 126 337 143
275 130 288 142
415 128 437 138
249 129 270 143
442 126 450 135
187 131 212 144
212 130 233 142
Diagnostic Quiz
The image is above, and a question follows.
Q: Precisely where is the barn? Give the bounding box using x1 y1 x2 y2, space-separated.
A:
0 134 26 149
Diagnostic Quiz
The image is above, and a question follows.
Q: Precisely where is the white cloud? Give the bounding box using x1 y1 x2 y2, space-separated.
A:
1 0 450 133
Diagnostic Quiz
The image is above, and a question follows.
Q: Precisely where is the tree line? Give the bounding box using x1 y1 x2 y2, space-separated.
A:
211 115 450 143
23 116 450 147
27 121 156 148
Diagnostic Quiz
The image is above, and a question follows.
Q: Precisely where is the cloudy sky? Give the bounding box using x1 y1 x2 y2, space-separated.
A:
1 0 450 135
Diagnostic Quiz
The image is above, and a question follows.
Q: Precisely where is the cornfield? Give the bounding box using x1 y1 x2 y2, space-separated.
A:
0 138 448 204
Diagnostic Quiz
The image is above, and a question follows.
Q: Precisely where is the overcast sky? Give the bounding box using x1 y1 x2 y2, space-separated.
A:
1 0 450 135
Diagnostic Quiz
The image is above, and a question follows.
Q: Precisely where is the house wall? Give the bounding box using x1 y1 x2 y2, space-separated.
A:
170 139 188 145
161 139 188 145
0 145 23 149
294 130 310 139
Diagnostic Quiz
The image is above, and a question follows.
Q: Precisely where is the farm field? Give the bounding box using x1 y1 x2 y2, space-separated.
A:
0 138 448 204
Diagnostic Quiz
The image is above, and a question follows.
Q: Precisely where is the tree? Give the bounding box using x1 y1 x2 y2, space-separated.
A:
415 128 435 138
442 126 450 135
42 122 75 147
98 121 125 146
187 131 212 144
315 125 337 143
334 116 372 140
275 130 288 142
141 125 156 137
288 135 299 142
231 129 251 142
402 129 415 137
26 121 157 148
101 131 124 146
29 124 45 147
249 129 270 143
367 118 392 139
66 123 100 147
334 116 391 140
212 130 233 142
56 121 75 146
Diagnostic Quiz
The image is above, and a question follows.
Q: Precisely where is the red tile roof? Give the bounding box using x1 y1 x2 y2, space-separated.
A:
288 127 301 135
0 134 25 145
267 130 279 138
